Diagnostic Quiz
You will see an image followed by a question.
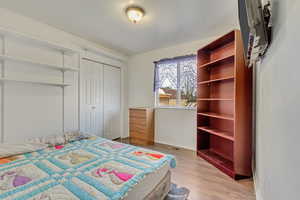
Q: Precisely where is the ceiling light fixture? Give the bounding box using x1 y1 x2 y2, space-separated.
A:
125 6 145 24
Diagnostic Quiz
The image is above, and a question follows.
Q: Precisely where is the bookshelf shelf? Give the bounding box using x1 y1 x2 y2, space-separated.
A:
198 54 235 69
198 76 234 85
197 112 234 121
197 98 233 101
198 126 234 141
197 150 234 177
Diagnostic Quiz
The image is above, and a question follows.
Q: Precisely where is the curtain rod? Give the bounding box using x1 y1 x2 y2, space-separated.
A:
154 54 196 64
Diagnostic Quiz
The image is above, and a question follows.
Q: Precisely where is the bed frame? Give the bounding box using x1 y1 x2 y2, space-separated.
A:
144 171 171 200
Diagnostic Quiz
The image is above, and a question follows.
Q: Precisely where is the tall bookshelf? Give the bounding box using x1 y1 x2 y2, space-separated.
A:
196 30 252 179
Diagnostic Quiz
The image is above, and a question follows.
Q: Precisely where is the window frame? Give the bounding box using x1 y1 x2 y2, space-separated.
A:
154 55 196 109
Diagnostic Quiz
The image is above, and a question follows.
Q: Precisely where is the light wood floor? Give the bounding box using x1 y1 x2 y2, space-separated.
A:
117 139 256 200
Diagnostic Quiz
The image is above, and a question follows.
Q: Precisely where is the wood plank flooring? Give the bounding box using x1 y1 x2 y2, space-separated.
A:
117 138 256 200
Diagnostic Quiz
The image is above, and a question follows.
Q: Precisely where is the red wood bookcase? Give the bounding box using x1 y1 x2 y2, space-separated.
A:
196 30 252 179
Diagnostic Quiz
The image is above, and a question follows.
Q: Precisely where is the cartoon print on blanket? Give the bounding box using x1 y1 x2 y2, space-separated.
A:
100 141 127 150
86 160 142 193
92 167 134 185
0 169 32 190
58 151 94 165
133 151 165 160
0 166 40 191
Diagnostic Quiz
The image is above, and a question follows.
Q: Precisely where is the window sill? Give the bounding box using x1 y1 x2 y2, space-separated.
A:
155 106 196 111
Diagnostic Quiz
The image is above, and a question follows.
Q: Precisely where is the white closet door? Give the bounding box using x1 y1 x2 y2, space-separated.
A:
80 60 103 136
103 65 121 140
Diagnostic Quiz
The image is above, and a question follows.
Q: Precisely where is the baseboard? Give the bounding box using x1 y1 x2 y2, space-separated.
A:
254 175 263 200
255 189 263 200
121 137 196 152
154 140 196 151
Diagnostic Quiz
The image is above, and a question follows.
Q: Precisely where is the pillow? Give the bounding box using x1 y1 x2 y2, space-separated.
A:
28 135 66 147
64 131 80 143
0 143 47 158
64 131 92 143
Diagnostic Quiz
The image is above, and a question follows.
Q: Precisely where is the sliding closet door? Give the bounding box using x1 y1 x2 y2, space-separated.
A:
80 60 103 136
103 65 121 140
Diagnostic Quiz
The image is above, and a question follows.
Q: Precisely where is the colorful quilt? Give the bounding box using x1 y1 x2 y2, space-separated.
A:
0 137 176 200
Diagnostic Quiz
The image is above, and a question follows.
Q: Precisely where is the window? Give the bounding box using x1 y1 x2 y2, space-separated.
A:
154 55 197 108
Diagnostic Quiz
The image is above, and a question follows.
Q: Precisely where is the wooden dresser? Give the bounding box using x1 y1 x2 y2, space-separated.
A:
129 108 154 145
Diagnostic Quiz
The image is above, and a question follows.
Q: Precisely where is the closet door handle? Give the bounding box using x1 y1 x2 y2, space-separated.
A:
91 106 96 110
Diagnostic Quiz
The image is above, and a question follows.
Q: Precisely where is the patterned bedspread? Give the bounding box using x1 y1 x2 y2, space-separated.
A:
0 137 176 200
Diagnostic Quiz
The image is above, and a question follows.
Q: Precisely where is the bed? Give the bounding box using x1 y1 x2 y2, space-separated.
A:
0 137 176 200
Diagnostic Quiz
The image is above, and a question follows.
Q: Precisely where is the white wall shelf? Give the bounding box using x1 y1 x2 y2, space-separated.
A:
0 54 79 72
0 77 71 87
0 27 78 55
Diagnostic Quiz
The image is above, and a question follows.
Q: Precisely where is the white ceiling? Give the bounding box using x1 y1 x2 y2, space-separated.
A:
0 0 239 55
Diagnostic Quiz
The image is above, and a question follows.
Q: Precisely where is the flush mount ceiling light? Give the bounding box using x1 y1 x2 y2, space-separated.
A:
125 6 145 23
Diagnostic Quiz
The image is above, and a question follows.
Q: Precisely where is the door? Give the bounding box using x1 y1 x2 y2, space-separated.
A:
80 59 103 136
103 65 121 140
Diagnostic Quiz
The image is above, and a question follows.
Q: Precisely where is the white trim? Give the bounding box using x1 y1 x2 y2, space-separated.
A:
155 106 196 111
62 52 65 132
81 57 120 69
254 168 263 200
82 47 127 62
155 140 195 151
176 62 181 106
0 36 5 143
78 54 81 131
255 187 263 200
120 65 126 139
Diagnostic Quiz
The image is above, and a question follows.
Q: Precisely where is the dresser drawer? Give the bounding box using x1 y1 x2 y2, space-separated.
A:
130 131 147 140
129 109 146 118
129 137 154 146
129 117 146 126
130 123 146 132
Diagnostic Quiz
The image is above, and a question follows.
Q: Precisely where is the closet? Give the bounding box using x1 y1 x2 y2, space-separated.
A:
80 59 121 139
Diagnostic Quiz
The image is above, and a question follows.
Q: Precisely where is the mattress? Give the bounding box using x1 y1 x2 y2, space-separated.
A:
124 162 170 200
0 137 176 200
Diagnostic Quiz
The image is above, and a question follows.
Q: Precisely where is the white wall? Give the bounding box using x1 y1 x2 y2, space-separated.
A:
128 38 218 150
255 0 300 199
155 108 196 150
0 8 128 142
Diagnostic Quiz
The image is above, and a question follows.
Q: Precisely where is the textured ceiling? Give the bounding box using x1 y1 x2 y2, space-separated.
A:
0 0 239 55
